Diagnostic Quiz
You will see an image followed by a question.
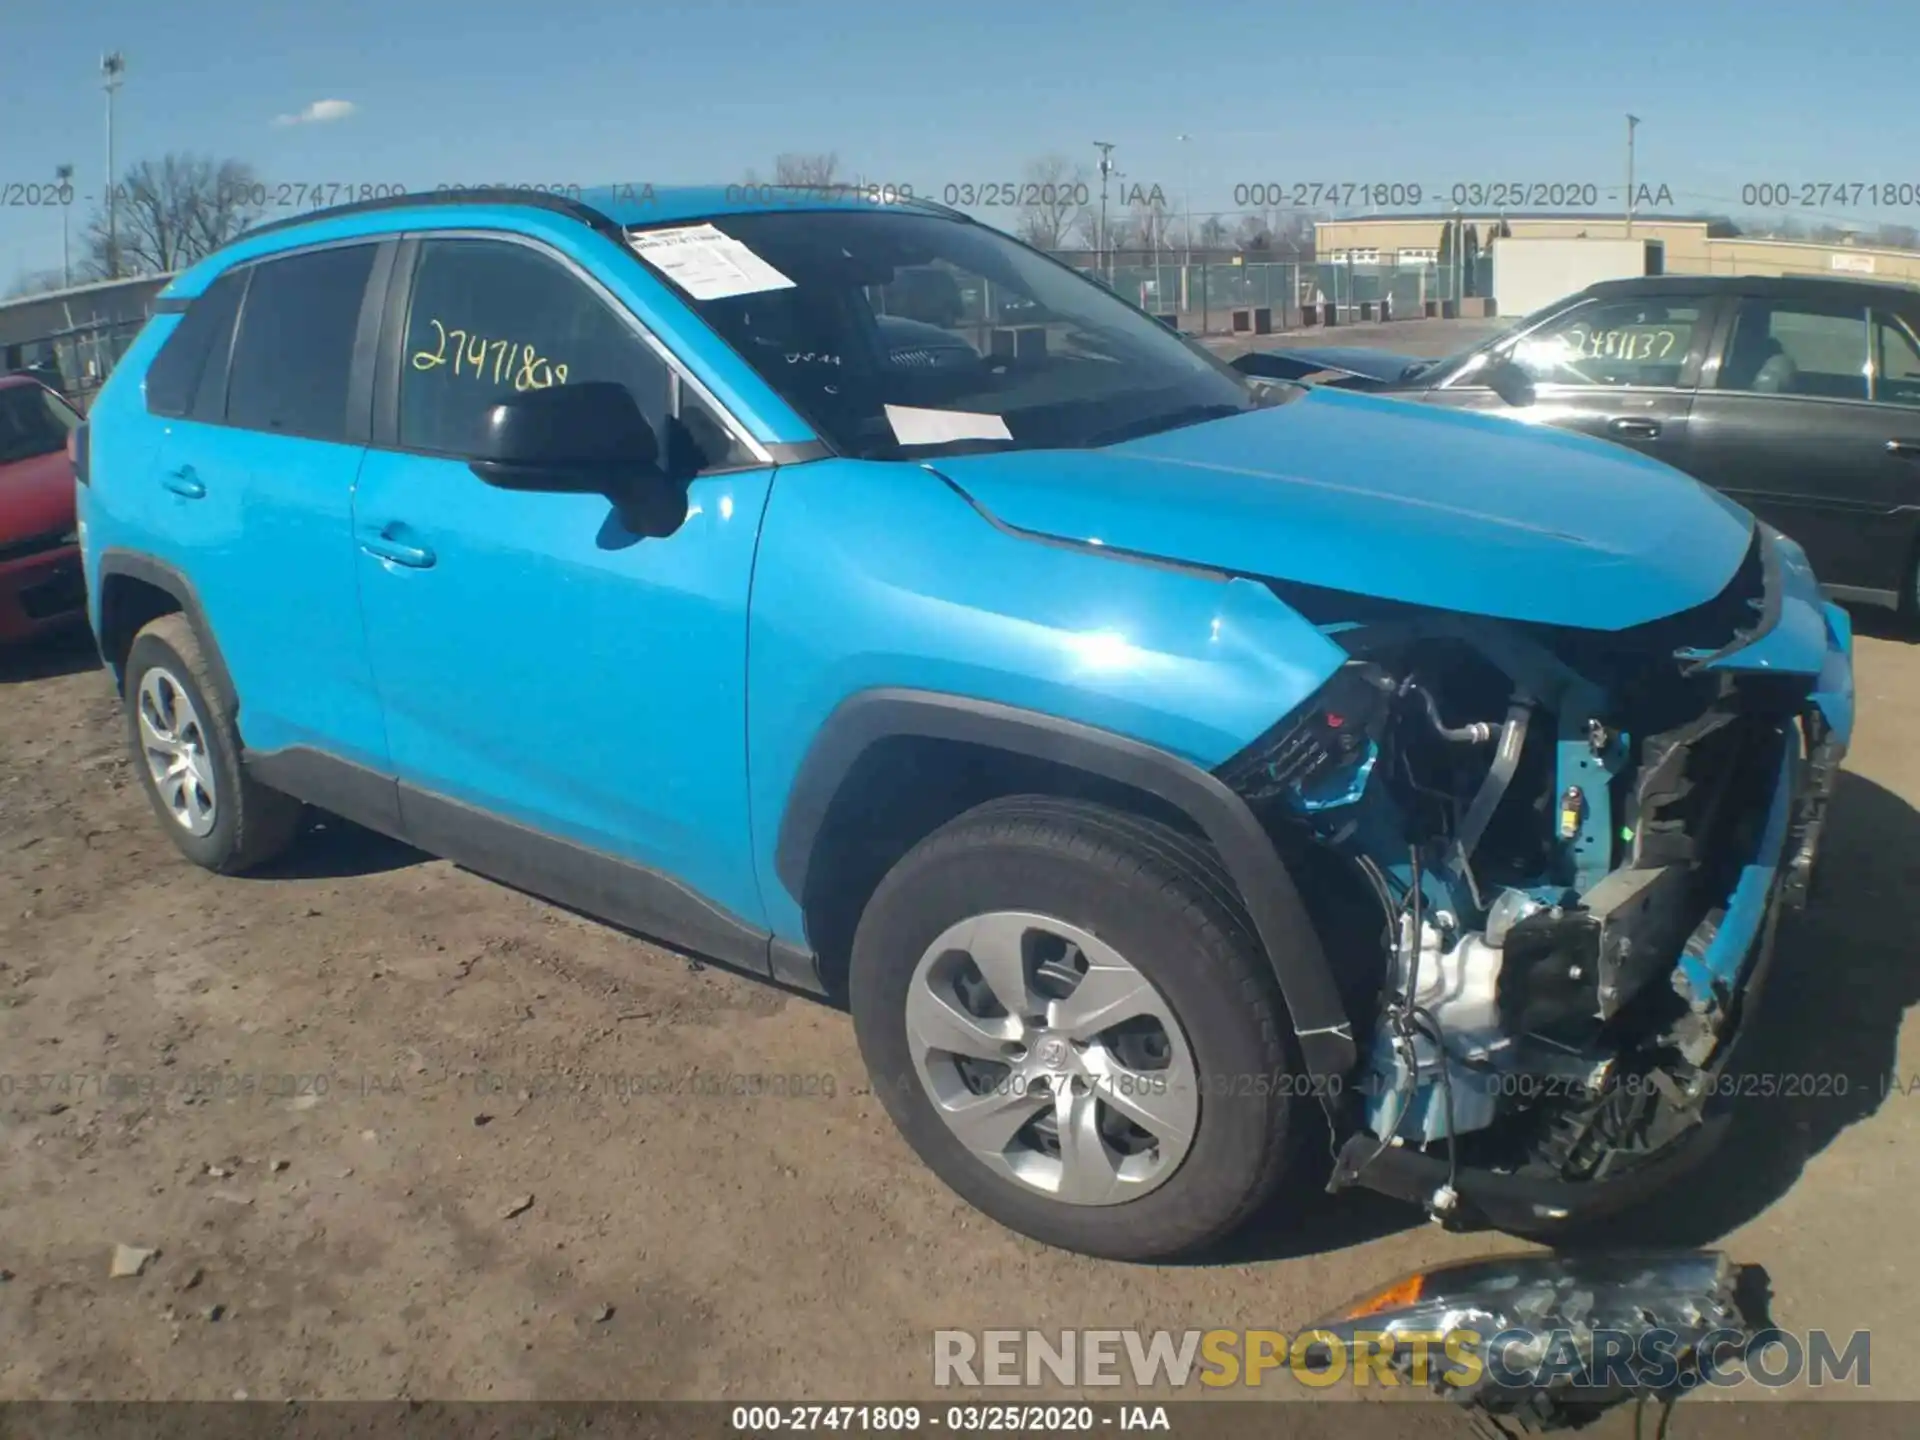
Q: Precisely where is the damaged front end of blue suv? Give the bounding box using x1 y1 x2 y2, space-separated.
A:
1205 482 1851 1231
928 370 1852 1235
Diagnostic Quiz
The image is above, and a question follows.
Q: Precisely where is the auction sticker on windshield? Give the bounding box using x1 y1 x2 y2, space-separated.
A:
884 405 1013 446
627 223 796 300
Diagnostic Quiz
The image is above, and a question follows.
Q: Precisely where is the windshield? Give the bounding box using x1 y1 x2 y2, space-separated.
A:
1408 297 1572 386
631 210 1280 459
0 382 80 466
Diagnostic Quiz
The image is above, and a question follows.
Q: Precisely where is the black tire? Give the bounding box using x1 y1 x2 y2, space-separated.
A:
849 795 1305 1261
122 614 305 873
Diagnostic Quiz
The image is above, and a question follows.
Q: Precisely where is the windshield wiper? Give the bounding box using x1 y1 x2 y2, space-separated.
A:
1080 403 1248 448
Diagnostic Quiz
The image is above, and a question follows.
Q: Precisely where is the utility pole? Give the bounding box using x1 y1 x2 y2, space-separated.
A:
55 164 75 287
1625 113 1640 238
103 52 127 279
1094 141 1116 283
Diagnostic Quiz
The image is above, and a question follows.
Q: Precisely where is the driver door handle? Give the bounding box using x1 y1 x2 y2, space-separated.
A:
358 525 437 569
1608 418 1661 439
1887 438 1920 459
160 464 206 499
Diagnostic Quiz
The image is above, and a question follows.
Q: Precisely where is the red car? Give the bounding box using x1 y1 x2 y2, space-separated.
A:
0 373 86 645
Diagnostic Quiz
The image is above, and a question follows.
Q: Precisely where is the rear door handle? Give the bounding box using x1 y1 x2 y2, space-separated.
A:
1608 418 1661 439
160 464 205 499
1887 438 1920 459
358 526 437 569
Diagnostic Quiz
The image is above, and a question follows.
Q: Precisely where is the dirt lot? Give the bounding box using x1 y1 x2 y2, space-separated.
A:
3 324 1916 1422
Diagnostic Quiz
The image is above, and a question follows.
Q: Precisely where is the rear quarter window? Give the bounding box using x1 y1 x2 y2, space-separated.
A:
144 269 246 419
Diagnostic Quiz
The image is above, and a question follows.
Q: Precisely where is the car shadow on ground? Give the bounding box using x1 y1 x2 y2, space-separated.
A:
1564 768 1920 1248
253 813 428 880
0 625 100 685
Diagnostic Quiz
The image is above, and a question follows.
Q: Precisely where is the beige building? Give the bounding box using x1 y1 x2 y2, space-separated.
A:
1315 213 1920 285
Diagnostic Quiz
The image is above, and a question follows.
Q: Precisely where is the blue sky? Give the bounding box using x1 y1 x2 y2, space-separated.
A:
4 0 1917 283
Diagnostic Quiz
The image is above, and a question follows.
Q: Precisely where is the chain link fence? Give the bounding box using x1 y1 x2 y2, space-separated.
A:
1069 259 1472 332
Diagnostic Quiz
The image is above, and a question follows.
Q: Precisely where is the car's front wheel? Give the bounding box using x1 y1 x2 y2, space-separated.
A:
122 614 305 873
849 796 1304 1261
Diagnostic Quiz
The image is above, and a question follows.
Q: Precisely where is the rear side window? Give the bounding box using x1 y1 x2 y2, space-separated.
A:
144 269 245 419
226 244 378 441
1719 301 1869 400
1872 310 1920 407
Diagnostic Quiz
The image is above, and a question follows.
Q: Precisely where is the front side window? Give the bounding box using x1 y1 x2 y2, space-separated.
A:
625 210 1277 460
1872 310 1920 407
225 244 378 440
1718 300 1869 400
397 238 756 477
399 239 659 454
0 381 80 465
1502 295 1708 388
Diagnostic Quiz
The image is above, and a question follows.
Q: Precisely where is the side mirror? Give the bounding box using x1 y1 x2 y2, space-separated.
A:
468 382 685 536
1482 357 1536 408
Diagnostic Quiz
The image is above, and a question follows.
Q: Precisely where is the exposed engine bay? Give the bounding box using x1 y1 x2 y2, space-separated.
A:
1217 547 1835 1225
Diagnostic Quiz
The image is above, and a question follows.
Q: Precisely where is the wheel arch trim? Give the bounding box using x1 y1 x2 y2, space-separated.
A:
95 549 238 714
773 687 1358 1080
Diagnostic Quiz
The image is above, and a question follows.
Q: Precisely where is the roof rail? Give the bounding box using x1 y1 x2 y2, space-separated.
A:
237 187 627 246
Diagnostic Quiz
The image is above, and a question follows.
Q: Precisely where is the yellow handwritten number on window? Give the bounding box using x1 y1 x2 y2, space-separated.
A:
411 318 569 390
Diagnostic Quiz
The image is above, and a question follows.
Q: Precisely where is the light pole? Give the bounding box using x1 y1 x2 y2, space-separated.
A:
1625 113 1640 238
55 164 75 287
1090 143 1121 282
1176 133 1193 312
102 52 126 279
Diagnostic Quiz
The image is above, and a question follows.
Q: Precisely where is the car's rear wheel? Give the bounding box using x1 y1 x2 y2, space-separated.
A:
123 614 305 873
849 795 1304 1261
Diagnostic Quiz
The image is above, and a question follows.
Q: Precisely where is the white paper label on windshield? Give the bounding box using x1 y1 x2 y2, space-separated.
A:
884 405 1013 446
626 223 796 301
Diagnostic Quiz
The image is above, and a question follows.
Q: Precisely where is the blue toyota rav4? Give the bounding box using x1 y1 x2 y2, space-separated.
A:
76 186 1854 1261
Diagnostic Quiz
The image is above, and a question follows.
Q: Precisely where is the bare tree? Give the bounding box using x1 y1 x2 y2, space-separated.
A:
1231 210 1273 251
1068 205 1102 250
79 155 263 279
4 268 72 299
1014 155 1091 251
1875 222 1920 251
775 152 841 187
1197 214 1230 249
1230 206 1316 256
1129 194 1177 256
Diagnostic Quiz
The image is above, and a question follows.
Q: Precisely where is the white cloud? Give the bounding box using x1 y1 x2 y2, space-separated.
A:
272 98 356 127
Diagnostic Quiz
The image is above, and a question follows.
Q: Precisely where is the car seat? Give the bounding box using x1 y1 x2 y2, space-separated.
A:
1749 350 1800 394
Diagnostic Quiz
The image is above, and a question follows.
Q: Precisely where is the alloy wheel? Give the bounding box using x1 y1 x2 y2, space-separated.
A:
136 665 218 837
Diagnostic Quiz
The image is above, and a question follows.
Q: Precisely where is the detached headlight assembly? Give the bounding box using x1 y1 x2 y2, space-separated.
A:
1298 1249 1753 1424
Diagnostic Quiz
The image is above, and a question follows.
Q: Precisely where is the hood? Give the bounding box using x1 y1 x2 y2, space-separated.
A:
1232 347 1428 387
929 387 1754 632
0 448 77 541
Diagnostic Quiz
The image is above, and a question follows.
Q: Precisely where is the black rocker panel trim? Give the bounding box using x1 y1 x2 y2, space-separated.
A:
240 746 826 995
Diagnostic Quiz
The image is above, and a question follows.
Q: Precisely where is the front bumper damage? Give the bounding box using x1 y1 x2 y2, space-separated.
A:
1223 524 1855 1232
